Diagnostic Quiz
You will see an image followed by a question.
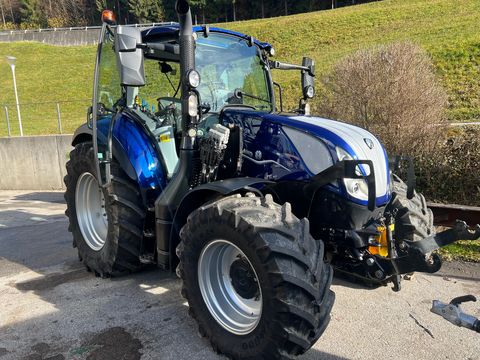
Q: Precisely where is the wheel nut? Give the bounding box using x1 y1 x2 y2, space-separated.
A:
366 258 375 266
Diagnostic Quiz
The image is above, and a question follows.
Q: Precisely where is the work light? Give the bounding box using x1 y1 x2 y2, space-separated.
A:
187 70 201 88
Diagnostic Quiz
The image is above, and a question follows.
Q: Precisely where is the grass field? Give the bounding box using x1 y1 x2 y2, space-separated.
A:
1 0 480 136
439 240 480 263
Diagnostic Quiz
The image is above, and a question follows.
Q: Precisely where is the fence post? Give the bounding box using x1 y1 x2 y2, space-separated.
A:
4 106 11 137
56 103 63 134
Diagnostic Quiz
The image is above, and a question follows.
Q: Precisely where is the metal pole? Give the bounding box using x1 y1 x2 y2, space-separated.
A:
8 62 23 136
56 102 63 134
4 106 11 137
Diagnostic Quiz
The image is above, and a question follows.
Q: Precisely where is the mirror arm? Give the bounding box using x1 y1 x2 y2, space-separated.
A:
269 60 313 76
134 42 180 55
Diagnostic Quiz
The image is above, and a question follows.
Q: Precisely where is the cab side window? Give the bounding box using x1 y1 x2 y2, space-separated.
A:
96 28 121 111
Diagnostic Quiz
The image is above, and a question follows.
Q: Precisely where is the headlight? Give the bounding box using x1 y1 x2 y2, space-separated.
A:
188 94 198 117
336 146 370 201
187 70 201 88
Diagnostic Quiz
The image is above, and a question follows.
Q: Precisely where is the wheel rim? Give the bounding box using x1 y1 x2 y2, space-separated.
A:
198 240 262 335
75 172 108 251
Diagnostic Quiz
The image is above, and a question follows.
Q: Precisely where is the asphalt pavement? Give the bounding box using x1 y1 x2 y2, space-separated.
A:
0 191 479 360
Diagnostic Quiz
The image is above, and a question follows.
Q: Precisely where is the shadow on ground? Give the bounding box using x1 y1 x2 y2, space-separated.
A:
0 191 350 360
13 192 65 204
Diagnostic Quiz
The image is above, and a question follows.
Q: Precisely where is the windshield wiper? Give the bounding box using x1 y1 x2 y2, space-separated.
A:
233 89 271 105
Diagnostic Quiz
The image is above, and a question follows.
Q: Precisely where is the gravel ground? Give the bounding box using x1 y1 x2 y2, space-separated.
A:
0 190 479 360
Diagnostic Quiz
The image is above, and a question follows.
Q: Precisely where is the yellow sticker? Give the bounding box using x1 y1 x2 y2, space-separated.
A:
160 134 171 143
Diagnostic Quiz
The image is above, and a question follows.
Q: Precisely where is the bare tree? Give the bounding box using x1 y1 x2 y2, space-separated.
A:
318 42 447 158
0 0 6 26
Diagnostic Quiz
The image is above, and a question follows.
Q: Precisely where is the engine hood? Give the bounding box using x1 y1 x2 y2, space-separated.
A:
241 111 392 206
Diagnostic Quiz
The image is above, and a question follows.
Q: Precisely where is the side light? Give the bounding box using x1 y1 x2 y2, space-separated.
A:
188 94 199 117
304 85 315 99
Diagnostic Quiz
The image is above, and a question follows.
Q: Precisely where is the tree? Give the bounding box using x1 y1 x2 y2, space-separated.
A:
0 0 6 26
128 0 164 23
95 0 106 13
189 0 205 24
20 0 43 25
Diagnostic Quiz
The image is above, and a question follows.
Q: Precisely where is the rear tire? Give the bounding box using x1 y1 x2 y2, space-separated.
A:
389 175 435 242
177 194 335 359
64 141 145 277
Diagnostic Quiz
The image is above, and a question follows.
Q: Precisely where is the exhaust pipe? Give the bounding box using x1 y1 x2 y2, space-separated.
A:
176 0 196 138
154 0 197 268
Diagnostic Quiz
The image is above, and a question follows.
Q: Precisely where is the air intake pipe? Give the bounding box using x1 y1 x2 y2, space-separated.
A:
176 0 198 147
154 0 198 268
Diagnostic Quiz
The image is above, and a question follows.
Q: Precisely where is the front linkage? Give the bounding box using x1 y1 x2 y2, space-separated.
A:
332 217 480 291
307 160 480 291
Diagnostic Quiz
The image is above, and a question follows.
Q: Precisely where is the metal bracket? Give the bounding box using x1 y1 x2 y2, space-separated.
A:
389 155 416 199
406 220 480 255
431 296 480 333
304 160 376 211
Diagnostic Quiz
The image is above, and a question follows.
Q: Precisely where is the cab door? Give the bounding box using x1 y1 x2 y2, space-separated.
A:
91 23 122 187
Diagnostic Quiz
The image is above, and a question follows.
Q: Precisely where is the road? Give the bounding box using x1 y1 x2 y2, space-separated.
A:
0 191 479 360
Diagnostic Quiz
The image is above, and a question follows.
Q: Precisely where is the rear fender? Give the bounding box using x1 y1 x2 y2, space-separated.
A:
71 116 167 206
71 122 137 182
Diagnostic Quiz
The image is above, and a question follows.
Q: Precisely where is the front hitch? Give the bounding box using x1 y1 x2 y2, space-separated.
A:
406 220 480 255
431 296 480 333
376 221 480 277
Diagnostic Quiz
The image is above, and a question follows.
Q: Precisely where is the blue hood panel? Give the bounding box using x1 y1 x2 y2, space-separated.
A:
221 110 392 207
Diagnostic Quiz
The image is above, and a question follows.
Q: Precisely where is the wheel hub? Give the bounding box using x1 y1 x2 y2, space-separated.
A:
75 172 108 251
230 256 260 300
198 240 263 335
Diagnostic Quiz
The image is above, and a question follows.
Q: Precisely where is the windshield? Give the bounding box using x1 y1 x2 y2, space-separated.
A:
196 33 272 112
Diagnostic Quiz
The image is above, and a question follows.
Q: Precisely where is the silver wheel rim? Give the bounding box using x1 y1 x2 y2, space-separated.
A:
198 240 262 335
75 172 108 251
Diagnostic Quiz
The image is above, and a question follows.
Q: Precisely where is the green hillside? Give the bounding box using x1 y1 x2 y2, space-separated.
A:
1 0 479 136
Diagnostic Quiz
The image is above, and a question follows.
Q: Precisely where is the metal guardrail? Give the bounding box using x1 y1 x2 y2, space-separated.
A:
0 22 177 36
429 203 480 228
1 100 90 137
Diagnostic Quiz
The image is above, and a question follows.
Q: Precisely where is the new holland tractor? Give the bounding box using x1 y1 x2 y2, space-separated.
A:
64 1 480 358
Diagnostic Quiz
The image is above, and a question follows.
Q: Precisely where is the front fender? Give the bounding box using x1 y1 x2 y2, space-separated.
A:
166 177 273 268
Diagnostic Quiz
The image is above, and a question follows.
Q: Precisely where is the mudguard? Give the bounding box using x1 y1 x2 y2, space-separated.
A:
71 115 167 205
164 177 273 269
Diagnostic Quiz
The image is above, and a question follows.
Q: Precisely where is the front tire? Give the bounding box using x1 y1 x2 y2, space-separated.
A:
389 175 435 242
64 141 145 277
177 194 335 359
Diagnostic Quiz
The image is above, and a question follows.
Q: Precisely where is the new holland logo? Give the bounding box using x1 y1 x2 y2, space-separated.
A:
364 138 374 149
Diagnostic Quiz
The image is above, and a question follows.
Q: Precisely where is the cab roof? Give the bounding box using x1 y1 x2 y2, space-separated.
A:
141 24 272 50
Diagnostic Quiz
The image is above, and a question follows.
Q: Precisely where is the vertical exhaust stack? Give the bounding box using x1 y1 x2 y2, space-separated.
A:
176 0 196 142
155 0 198 268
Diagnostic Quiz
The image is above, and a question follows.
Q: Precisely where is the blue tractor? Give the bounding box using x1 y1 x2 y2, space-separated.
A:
64 1 480 358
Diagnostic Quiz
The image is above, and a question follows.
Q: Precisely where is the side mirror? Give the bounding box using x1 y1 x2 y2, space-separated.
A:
114 26 145 87
301 57 315 100
116 33 138 52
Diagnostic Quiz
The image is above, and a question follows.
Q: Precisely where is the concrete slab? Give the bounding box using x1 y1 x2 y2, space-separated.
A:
0 191 479 360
